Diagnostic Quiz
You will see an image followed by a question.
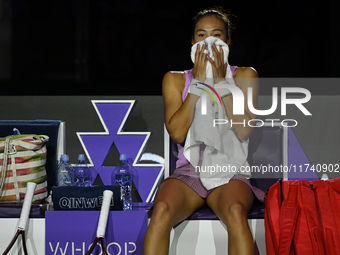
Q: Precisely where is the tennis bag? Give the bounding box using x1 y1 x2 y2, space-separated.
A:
0 131 49 203
265 178 340 255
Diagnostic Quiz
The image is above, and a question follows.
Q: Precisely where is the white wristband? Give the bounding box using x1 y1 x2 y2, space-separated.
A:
214 80 232 98
188 79 204 97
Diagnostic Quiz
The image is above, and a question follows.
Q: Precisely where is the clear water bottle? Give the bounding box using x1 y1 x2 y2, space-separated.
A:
321 173 329 180
112 154 132 211
57 154 73 186
74 154 91 187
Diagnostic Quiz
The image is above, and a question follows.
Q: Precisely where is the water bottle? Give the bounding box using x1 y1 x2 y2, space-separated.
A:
74 154 91 187
112 154 132 211
321 173 329 180
57 154 73 186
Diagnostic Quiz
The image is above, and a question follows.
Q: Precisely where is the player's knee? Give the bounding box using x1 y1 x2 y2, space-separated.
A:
152 200 174 220
224 202 247 225
229 202 245 215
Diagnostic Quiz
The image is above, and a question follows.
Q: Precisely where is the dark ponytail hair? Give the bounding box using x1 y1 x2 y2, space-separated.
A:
192 6 235 39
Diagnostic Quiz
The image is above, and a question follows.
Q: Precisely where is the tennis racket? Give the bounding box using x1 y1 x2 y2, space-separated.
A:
86 190 113 255
2 182 37 255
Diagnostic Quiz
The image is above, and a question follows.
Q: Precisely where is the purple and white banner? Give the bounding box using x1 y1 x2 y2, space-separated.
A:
46 211 147 255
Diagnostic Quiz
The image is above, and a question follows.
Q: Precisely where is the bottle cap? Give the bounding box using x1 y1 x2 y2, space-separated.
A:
13 128 20 135
78 154 86 161
321 173 329 180
60 154 69 163
119 154 127 161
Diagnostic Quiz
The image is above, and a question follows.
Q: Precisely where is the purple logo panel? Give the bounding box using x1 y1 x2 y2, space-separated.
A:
46 211 147 255
77 100 163 203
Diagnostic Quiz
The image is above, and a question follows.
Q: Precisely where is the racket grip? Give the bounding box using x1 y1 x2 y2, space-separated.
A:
18 182 37 230
96 190 113 238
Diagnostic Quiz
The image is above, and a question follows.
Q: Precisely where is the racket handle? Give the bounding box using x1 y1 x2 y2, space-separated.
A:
96 190 113 238
18 182 37 230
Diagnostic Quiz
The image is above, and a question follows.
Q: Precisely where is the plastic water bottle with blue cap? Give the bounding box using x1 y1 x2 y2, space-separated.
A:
57 154 73 186
74 154 91 187
112 154 132 211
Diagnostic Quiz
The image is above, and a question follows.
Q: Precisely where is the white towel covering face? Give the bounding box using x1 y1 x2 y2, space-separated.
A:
190 36 231 79
184 36 251 190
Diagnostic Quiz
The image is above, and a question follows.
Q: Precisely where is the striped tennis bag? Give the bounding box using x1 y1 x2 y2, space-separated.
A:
0 131 49 202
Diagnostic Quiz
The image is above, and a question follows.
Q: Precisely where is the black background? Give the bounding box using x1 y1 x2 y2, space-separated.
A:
1 0 339 95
